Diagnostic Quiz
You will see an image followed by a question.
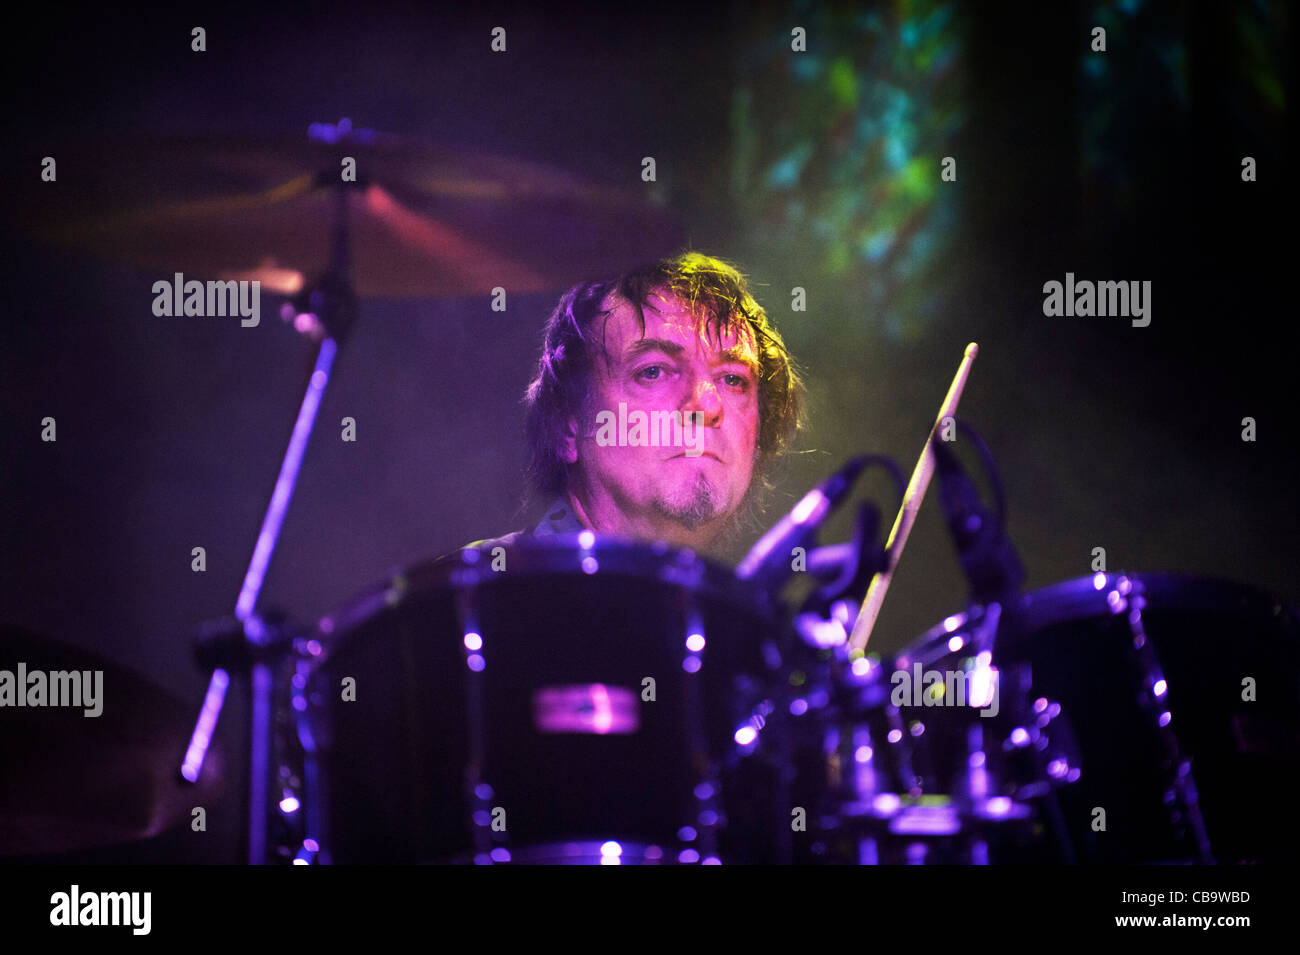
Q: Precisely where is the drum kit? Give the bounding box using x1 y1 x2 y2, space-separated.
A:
5 122 1297 865
260 547 1298 866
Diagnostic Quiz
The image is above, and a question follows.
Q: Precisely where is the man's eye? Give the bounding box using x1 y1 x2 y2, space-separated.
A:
637 365 663 381
723 373 749 389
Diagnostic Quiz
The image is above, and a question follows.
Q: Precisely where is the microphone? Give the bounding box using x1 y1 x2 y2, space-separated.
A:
736 456 870 593
931 426 1024 607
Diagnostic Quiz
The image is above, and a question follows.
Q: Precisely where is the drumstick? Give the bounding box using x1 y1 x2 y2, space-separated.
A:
847 342 980 654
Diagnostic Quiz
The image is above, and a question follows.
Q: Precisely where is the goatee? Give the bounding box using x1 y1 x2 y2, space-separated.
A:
652 473 721 531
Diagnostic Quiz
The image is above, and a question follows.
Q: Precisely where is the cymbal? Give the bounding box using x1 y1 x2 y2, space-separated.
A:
10 126 682 298
0 624 226 857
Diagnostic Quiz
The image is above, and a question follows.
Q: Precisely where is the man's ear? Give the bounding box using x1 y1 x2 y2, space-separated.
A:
562 416 579 464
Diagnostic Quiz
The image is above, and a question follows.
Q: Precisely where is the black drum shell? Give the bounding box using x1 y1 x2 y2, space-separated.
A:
300 536 785 863
786 574 1300 864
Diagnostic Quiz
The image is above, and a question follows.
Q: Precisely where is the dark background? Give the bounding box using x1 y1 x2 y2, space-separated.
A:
1 0 1293 862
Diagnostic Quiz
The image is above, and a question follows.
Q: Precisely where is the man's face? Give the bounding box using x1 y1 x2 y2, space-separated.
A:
563 290 761 549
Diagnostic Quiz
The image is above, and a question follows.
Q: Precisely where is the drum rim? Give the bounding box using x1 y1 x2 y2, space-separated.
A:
908 571 1298 658
312 533 777 663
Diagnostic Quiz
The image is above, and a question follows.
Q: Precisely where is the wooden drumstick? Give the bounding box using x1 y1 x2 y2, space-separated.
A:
847 342 980 654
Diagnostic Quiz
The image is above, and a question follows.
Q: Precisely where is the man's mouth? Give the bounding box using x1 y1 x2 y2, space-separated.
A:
671 451 723 462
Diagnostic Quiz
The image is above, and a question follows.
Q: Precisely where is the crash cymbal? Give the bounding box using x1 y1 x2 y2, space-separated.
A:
9 124 681 297
0 624 226 857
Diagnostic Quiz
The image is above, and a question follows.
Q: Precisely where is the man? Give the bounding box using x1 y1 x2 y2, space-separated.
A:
466 251 805 561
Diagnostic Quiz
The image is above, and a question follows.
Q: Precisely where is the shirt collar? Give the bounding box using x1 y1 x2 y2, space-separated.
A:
532 496 584 536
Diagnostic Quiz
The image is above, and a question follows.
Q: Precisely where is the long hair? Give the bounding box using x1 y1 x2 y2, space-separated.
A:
522 251 806 528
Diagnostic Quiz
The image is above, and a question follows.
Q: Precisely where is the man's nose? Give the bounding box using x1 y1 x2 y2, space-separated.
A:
682 377 723 426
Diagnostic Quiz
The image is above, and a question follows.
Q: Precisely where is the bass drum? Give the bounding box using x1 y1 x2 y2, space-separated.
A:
293 535 789 864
